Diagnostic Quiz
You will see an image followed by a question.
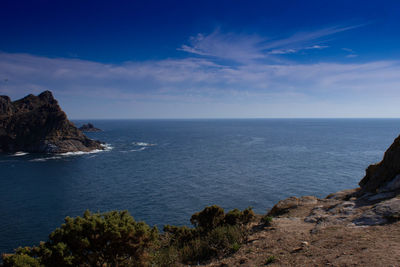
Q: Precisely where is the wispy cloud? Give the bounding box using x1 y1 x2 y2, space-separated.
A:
261 24 363 50
178 30 265 62
180 25 362 62
268 45 329 55
342 48 358 58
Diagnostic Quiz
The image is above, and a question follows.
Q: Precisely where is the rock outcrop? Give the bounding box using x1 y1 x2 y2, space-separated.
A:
79 123 102 132
0 91 103 153
359 134 400 193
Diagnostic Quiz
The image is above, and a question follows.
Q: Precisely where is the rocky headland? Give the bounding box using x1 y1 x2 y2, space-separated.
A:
79 123 102 132
0 91 103 153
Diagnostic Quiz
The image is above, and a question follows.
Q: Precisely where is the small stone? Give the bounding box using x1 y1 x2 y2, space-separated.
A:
301 241 309 246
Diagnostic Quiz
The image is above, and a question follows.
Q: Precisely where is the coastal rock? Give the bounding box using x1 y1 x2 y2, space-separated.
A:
359 134 400 193
268 196 317 216
79 123 102 132
353 197 400 226
0 91 103 153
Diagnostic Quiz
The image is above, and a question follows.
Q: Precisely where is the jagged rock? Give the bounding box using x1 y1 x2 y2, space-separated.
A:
268 196 318 216
359 135 400 193
353 197 400 226
326 188 359 201
0 91 103 153
79 123 102 132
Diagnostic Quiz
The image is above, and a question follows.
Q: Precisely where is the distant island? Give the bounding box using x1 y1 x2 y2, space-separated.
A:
0 91 103 153
79 123 102 132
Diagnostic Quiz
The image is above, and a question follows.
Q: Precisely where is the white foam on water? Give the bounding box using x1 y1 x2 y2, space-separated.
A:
12 152 29 156
29 143 113 161
130 147 146 152
101 143 113 150
59 143 113 156
30 156 62 162
132 142 156 147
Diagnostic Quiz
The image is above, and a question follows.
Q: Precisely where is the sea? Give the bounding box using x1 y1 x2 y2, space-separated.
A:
1 119 400 254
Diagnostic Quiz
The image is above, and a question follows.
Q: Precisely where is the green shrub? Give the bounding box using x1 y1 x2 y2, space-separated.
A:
4 210 158 267
151 246 179 267
161 205 253 264
2 253 42 267
190 205 225 231
206 225 244 255
261 215 273 226
231 242 241 252
163 225 198 246
241 207 255 223
265 255 276 265
4 205 254 266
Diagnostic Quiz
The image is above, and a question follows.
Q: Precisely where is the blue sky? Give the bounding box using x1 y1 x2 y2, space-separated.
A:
1 0 400 118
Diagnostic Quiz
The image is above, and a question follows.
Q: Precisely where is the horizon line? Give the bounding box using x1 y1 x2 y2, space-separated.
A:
70 117 400 120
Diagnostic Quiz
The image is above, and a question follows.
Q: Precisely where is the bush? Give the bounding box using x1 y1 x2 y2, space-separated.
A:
2 253 42 267
206 225 245 255
163 225 197 246
3 206 254 266
3 210 158 267
261 215 273 226
162 205 253 264
225 207 255 225
190 205 225 231
151 246 179 267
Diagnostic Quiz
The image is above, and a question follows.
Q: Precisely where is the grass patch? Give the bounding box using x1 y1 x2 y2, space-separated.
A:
265 255 276 265
261 215 273 226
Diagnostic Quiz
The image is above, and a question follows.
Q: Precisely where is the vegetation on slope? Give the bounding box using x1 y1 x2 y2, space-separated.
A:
2 206 255 267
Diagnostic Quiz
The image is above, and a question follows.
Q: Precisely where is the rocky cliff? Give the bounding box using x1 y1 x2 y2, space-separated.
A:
359 134 400 193
0 91 103 153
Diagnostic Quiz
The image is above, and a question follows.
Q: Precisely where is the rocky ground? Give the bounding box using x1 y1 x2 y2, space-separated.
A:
201 189 400 267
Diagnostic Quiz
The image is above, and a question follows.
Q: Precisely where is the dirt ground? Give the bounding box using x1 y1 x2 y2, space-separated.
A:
200 193 400 267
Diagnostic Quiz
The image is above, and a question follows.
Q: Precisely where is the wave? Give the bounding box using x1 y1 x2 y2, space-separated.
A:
130 147 146 152
120 147 147 153
12 152 29 156
29 143 113 161
30 156 62 162
132 142 156 147
59 143 113 156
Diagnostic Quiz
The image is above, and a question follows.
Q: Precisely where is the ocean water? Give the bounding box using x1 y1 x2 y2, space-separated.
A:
1 119 400 253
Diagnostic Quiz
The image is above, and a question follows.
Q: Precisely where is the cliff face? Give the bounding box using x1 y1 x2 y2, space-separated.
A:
0 91 103 153
359 134 400 193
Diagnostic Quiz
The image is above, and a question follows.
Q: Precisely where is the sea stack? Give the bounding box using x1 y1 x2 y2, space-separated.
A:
0 91 103 153
79 123 102 132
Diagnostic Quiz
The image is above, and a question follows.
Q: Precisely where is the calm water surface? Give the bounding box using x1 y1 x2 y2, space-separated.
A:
1 119 400 253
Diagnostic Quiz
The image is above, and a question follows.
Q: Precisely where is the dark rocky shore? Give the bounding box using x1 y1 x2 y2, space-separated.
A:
0 91 103 153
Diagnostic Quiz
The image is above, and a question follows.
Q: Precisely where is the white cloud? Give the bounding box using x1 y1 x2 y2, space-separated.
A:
178 30 266 63
1 24 399 118
180 25 360 61
1 52 400 101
